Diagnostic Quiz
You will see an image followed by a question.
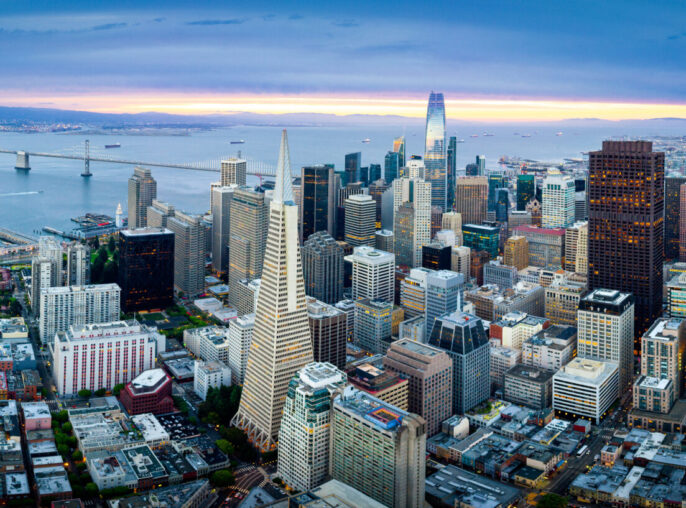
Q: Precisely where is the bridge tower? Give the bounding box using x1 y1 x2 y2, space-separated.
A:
81 140 92 177
14 151 30 171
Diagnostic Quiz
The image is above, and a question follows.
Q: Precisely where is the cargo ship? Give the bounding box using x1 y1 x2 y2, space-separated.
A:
105 143 121 149
230 140 245 144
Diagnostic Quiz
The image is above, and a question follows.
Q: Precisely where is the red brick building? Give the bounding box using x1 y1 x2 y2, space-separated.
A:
119 369 173 415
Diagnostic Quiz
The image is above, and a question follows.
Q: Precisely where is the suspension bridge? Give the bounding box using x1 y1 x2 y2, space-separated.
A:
0 140 278 177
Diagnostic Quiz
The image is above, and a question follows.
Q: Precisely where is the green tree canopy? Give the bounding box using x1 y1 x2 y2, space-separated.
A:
210 470 235 488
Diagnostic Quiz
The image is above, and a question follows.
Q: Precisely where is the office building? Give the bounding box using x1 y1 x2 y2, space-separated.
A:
65 243 90 287
384 339 452 437
425 270 464 337
307 298 347 369
344 152 362 185
465 282 545 322
431 206 443 237
489 345 521 392
346 246 395 303
384 151 400 184
347 361 408 410
422 242 451 271
118 228 174 313
588 141 664 339
375 229 394 252
330 387 426 508
344 194 376 247
278 363 346 492
429 311 490 414
476 155 486 175
394 204 417 268
503 365 553 410
442 212 463 246
681 184 686 261
393 136 406 168
399 268 429 319
300 165 337 242
193 360 231 401
526 198 542 226
490 311 550 350
52 320 165 396
462 224 499 259
517 174 535 211
544 278 587 326
665 176 686 260
451 246 470 280
301 231 344 305
513 225 566 268
508 210 533 236
369 179 389 228
565 222 588 274
30 258 55 316
522 325 577 371
146 200 175 228
227 314 254 384
39 284 121 343
455 177 488 225
552 358 619 423
542 173 575 228
487 174 507 216
667 273 686 318
425 92 447 209
128 167 157 229
446 136 457 211
578 289 635 392
167 211 206 296
504 236 529 270
483 260 518 289
354 299 392 354
220 158 246 186
393 177 432 267
183 326 230 364
231 130 314 451
406 156 425 179
210 186 236 274
119 369 173 416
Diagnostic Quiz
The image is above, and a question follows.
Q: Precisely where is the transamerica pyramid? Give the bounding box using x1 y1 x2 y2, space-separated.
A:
231 129 314 451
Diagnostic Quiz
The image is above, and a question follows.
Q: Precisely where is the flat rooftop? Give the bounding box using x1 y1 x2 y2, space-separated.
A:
334 387 408 432
392 338 443 357
426 465 521 508
22 402 50 420
555 358 618 384
129 368 169 393
300 362 344 390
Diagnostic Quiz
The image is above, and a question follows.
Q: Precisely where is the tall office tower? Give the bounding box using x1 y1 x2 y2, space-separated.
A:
127 167 157 229
451 246 470 280
210 186 236 274
422 242 451 270
66 243 90 286
300 165 337 243
565 222 588 274
425 92 447 209
344 194 376 247
487 174 507 215
495 189 510 223
52 320 165 396
425 270 464 337
665 177 686 259
462 223 500 259
588 141 664 341
544 278 587 326
446 136 457 211
430 206 443 238
465 163 479 176
429 311 490 414
231 130 314 451
384 151 401 184
221 157 247 186
393 177 432 267
504 236 529 270
147 200 175 228
302 232 344 304
394 204 416 268
405 156 425 179
455 177 488 225
517 174 535 211
399 268 429 319
307 298 347 369
476 155 486 175
526 198 542 226
345 152 362 184
369 164 381 183
39 284 121 342
118 228 174 312
354 299 392 354
578 289 635 392
384 339 452 437
542 173 575 228
167 211 206 296
330 388 425 508
470 250 490 286
229 187 268 308
376 230 394 252
667 274 686 318
227 313 254 384
681 184 686 261
442 211 463 246
346 246 395 303
393 136 406 168
369 179 390 228
575 191 588 221
278 363 346 492
30 258 55 316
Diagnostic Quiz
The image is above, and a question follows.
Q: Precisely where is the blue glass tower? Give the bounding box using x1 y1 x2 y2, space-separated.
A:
424 92 447 210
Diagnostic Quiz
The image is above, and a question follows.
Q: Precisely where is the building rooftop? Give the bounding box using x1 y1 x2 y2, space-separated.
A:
345 246 395 263
4 472 30 497
306 298 344 319
555 358 618 384
128 368 169 394
0 317 28 337
334 386 409 432
506 364 554 383
120 227 173 237
299 362 344 390
109 479 209 508
121 445 166 480
131 413 170 443
645 318 684 341
513 225 566 237
35 466 72 496
165 357 195 379
426 465 521 508
22 401 50 420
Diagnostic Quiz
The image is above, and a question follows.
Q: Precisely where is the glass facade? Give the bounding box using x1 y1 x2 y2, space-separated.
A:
393 136 406 168
424 92 447 210
462 224 500 259
517 174 535 210
446 136 457 211
384 151 400 184
301 165 331 243
488 174 507 212
344 152 361 185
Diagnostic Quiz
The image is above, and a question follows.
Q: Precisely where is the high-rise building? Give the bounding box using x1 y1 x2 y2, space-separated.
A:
681 184 686 261
66 243 90 286
369 164 381 183
542 173 575 228
425 92 447 210
346 246 395 303
526 198 542 226
231 130 314 451
300 165 337 242
495 188 510 223
344 194 376 247
393 177 432 267
465 163 479 176
504 236 529 270
521 325 577 371
52 320 165 396
278 363 346 492
211 185 236 275
183 326 230 364
302 231 344 304
490 311 550 350
369 179 390 228
167 211 207 296
429 311 490 414
307 297 347 369
383 339 452 437
393 136 406 168
431 206 443 238
227 313 254 384
462 224 500 259
507 210 532 237
442 212 463 246
422 242 451 271
665 177 686 260
39 284 121 343
330 387 426 508
393 204 416 268
399 268 429 319
118 228 174 313
565 222 588 274
229 187 268 309
455 177 488 225
346 360 408 410
517 174 535 211
503 364 553 410
30 258 54 316
425 270 464 337
513 225 566 268
446 136 457 211
375 229 394 252
588 141 664 341
483 260 518 289
221 158 246 186
450 246 471 280
476 155 486 175
667 273 686 318
577 289 634 393
146 200 175 228
345 152 362 185
384 152 400 185
544 278 587 326
354 299 392 354
127 167 157 229
487 174 507 215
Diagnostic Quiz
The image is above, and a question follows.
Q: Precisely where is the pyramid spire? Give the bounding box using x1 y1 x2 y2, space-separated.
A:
274 129 294 205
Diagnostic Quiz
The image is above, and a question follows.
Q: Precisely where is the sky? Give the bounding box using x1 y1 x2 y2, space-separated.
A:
1 0 686 121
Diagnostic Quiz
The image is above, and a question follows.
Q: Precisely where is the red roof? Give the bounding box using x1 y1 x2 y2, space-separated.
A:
513 225 566 236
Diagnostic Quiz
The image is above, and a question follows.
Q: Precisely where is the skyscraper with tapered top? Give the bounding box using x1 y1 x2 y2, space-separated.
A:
424 92 447 211
231 130 314 451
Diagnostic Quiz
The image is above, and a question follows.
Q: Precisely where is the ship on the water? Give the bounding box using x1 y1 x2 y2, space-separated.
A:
105 143 121 149
230 140 245 144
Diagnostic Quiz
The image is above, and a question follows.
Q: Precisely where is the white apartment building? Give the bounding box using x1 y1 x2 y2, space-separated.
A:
52 320 165 396
39 284 121 343
193 360 232 401
345 246 395 303
522 325 577 370
228 313 254 384
490 311 548 350
183 326 230 364
542 173 575 229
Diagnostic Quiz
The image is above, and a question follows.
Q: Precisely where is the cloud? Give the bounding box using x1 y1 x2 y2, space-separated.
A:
332 19 358 28
91 23 127 31
186 18 246 26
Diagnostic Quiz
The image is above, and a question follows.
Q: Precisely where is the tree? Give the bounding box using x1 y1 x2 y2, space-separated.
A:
215 439 235 456
538 493 568 508
103 260 118 284
72 450 83 461
91 255 106 284
94 388 107 397
107 235 116 254
112 383 125 396
52 410 69 423
261 450 278 463
210 470 235 488
78 389 92 398
85 483 99 497
57 444 70 457
92 236 100 250
61 422 72 434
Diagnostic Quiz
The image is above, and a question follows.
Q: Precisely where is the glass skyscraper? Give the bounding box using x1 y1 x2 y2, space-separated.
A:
517 174 535 210
447 136 457 211
384 151 400 184
424 92 447 210
393 136 406 168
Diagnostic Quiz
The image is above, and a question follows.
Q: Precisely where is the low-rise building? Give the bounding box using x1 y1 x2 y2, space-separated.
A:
21 402 51 431
504 365 553 410
521 325 577 370
131 413 170 448
119 368 173 416
490 345 521 392
193 360 231 401
182 326 230 364
425 465 521 508
489 311 549 350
